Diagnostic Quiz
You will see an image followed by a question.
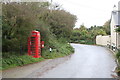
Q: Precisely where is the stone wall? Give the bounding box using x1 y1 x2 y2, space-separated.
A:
96 35 111 46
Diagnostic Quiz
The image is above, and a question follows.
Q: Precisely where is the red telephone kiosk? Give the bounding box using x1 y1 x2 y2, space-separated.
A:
28 30 44 58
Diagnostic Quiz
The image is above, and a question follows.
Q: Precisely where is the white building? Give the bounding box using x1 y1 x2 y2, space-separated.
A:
96 1 120 50
110 2 120 50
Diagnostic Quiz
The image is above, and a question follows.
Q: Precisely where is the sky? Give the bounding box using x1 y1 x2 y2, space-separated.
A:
47 0 120 28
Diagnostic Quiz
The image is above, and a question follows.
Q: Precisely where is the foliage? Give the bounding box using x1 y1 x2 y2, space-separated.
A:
42 43 74 59
116 50 120 59
2 2 76 70
103 20 110 35
2 2 41 52
2 54 44 70
116 27 120 32
2 43 74 70
70 25 107 44
115 50 120 76
39 9 76 39
2 2 76 53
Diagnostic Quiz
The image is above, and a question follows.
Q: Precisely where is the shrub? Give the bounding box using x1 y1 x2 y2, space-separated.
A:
2 55 44 70
116 49 120 59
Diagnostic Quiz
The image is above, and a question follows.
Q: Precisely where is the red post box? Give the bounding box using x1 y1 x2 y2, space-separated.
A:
28 30 44 58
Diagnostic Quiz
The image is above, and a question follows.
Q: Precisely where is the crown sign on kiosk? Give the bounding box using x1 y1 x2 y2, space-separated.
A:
28 30 44 58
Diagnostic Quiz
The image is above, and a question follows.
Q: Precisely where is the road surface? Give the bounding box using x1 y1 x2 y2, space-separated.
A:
3 43 116 78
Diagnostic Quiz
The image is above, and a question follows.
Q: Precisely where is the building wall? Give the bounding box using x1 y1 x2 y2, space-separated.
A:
117 33 120 49
96 35 111 46
96 1 120 50
118 2 120 49
110 11 117 48
110 10 120 49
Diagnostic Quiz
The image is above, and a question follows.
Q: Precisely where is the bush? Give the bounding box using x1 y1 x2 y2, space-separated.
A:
115 50 120 76
116 49 120 59
42 43 74 59
2 2 75 70
2 42 74 70
2 54 44 70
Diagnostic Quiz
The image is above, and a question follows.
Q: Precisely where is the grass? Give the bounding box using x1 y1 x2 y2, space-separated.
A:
2 54 44 70
2 43 74 70
115 49 120 76
42 43 74 59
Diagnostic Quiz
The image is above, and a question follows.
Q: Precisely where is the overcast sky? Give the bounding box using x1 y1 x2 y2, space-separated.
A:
47 0 120 28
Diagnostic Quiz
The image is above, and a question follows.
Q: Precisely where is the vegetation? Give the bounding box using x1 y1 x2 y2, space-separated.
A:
103 20 110 35
42 43 74 59
70 25 107 45
116 26 120 32
1 2 114 70
2 53 44 70
2 2 76 70
115 50 120 76
115 25 120 76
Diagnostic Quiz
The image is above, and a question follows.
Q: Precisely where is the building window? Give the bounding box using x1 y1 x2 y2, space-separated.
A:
116 25 120 27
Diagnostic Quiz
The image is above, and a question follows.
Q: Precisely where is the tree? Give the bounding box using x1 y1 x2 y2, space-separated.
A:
103 20 110 35
2 2 50 52
2 2 77 53
97 29 107 35
40 9 77 39
70 25 107 44
79 24 87 31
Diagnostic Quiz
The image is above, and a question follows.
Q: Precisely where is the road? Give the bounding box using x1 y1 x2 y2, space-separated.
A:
3 43 116 78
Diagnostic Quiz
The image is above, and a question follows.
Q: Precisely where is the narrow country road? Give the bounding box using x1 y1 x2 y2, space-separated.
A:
3 43 116 78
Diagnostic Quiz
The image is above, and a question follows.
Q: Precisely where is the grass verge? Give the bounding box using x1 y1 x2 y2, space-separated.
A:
2 43 74 70
115 49 120 76
42 43 74 59
2 55 44 70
